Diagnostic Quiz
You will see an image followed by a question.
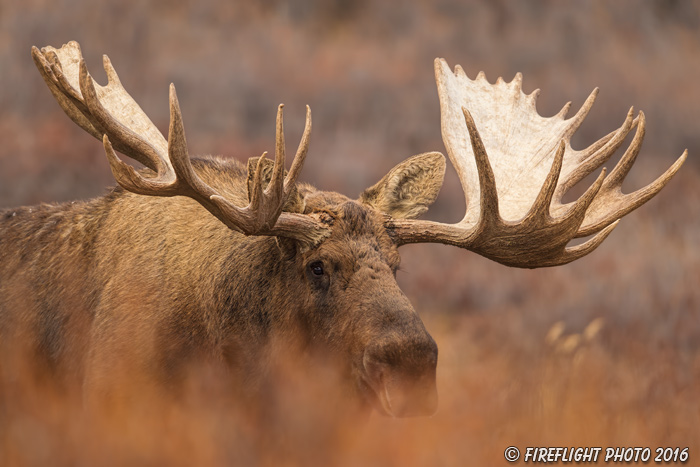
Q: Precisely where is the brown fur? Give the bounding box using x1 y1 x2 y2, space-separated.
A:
0 153 445 417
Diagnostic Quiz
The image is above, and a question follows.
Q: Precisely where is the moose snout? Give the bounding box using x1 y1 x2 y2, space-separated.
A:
362 336 438 417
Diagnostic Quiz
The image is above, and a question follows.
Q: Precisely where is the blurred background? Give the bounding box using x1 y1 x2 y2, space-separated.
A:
1 0 699 465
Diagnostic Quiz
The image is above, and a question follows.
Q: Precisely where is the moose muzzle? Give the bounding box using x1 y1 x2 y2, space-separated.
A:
362 336 438 417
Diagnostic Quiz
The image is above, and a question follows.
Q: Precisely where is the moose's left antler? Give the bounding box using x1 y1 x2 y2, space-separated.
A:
388 59 686 268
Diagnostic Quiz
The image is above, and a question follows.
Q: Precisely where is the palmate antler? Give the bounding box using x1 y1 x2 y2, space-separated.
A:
388 59 686 268
32 41 330 246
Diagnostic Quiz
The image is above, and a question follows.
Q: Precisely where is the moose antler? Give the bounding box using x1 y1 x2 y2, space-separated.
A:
387 59 686 268
32 41 329 246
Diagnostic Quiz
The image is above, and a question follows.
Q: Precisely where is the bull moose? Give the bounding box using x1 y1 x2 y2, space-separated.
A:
0 41 685 418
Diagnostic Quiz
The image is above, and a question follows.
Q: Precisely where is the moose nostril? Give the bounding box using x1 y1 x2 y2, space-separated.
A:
365 337 437 373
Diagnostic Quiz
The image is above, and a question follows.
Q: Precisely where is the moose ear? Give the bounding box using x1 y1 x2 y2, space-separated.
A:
247 156 305 213
359 152 446 219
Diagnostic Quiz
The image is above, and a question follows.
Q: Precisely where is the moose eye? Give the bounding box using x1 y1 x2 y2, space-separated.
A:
309 261 324 276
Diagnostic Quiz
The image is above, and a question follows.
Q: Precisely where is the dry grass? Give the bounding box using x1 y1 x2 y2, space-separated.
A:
1 1 699 465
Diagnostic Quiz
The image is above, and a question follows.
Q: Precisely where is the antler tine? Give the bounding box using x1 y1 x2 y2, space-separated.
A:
102 54 123 88
247 154 267 211
527 140 566 221
545 221 620 267
605 111 646 188
268 105 286 201
462 108 499 230
166 84 220 200
285 105 312 194
579 113 640 163
557 107 636 197
558 168 607 229
563 87 598 139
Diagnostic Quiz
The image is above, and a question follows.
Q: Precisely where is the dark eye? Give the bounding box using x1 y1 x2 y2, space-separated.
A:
309 261 324 276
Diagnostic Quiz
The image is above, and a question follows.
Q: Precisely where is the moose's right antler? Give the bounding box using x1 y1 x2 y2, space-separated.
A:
32 41 329 246
387 59 686 268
